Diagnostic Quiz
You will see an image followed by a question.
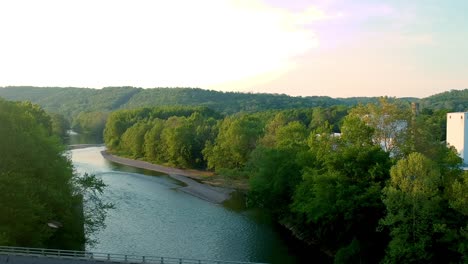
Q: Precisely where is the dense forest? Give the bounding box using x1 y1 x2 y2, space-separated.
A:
1 86 466 138
0 86 408 137
1 87 467 262
103 98 467 263
0 86 344 118
420 89 468 111
0 99 110 249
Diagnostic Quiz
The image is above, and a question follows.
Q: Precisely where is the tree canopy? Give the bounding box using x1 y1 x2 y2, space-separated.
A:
99 97 467 263
0 99 110 249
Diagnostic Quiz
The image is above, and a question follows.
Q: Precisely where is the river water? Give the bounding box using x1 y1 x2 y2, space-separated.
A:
70 146 308 263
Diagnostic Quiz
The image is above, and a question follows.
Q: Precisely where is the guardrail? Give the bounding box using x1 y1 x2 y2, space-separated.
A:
0 246 269 264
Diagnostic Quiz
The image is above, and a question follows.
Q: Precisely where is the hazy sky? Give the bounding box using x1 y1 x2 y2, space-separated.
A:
0 0 467 97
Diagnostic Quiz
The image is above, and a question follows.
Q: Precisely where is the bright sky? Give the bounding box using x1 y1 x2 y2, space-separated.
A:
0 0 467 97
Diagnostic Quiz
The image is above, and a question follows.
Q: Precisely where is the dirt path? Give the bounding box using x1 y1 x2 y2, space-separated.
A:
100 151 233 204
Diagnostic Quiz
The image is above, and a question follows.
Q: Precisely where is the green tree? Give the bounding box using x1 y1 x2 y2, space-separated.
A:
248 147 303 214
381 153 441 262
247 119 309 213
274 121 309 151
143 119 166 163
260 112 292 147
0 100 78 248
349 97 411 156
120 121 152 158
160 116 194 167
447 173 468 261
73 173 114 246
72 111 108 137
309 105 348 132
380 152 466 263
291 118 391 263
186 112 218 168
204 115 264 171
0 99 111 249
50 113 70 139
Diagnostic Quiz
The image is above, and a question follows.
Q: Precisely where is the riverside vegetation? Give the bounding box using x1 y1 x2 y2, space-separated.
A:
1 87 467 262
1 86 467 140
102 98 467 263
0 98 111 250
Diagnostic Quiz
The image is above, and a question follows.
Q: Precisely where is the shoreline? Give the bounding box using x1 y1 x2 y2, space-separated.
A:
68 143 105 150
100 150 234 204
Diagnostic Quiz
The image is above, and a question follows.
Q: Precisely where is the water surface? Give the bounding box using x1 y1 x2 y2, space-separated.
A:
71 147 301 263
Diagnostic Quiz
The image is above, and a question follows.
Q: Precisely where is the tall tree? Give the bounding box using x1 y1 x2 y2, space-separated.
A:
50 113 70 139
291 117 391 263
0 99 111 249
203 115 264 171
380 152 467 263
143 119 166 163
349 97 412 156
120 121 152 158
0 100 79 248
72 111 108 137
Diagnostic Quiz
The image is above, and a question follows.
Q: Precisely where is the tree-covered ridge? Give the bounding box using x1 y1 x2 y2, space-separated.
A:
0 86 140 119
121 87 342 114
0 86 341 118
0 99 110 249
1 87 465 121
420 89 468 111
5 86 464 140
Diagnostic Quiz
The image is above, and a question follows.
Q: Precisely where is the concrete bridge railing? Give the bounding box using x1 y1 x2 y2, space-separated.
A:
0 246 269 264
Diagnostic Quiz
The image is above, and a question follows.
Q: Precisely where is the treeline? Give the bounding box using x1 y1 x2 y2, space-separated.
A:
2 86 466 140
0 99 110 249
104 106 220 168
104 99 467 263
0 86 344 125
421 89 468 111
0 86 403 138
0 86 347 118
103 105 347 170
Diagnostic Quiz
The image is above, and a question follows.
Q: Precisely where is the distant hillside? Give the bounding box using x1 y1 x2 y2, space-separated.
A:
1 86 463 120
0 86 343 118
0 86 140 118
420 89 468 112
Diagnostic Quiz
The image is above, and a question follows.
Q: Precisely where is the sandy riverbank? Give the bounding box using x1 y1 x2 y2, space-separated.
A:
100 151 234 204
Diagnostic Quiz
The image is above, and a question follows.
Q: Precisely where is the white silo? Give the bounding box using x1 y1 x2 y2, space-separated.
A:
447 112 468 165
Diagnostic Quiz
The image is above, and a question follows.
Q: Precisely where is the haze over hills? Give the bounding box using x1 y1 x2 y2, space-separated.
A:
0 86 466 120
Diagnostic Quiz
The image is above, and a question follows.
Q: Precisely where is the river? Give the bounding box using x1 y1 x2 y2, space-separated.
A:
70 145 318 264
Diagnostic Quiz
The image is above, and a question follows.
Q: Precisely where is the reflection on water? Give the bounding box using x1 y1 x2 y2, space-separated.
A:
71 147 303 263
68 131 103 145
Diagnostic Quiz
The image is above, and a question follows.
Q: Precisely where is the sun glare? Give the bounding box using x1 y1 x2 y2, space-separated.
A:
0 0 318 88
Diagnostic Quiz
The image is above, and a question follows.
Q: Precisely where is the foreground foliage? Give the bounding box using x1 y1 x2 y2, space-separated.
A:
0 99 110 249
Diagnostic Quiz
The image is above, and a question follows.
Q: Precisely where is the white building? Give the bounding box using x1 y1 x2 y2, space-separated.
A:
446 112 468 165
